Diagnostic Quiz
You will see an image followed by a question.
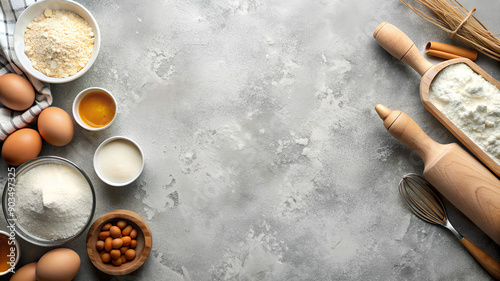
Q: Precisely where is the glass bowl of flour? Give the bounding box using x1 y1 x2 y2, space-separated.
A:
2 156 96 247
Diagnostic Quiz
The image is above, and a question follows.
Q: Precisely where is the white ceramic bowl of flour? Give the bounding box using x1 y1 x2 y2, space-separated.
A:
94 136 145 186
2 156 96 247
13 0 100 83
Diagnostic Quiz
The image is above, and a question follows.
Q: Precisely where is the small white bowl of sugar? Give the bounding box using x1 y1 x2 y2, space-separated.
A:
94 136 144 186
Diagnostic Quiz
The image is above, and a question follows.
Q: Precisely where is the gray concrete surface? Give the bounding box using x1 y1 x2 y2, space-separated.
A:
2 0 500 280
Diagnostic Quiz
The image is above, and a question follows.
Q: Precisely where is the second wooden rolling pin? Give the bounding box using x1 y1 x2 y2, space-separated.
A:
375 104 500 246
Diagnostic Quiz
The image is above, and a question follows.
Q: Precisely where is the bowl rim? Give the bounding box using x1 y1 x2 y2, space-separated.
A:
72 87 117 131
13 0 101 83
93 136 145 186
86 209 152 275
2 156 96 247
0 230 20 276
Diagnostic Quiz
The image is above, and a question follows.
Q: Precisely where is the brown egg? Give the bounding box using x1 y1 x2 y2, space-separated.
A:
37 107 74 146
10 262 37 281
0 73 35 111
36 248 80 281
2 128 42 166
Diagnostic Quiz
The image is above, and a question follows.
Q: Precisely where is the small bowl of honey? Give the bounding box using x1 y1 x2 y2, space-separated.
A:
73 87 117 131
0 230 20 276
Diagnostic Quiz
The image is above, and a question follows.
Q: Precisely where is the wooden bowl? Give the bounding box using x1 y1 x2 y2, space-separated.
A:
374 22 500 177
86 210 152 275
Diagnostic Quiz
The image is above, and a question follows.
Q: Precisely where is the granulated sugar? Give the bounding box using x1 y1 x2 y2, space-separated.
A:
429 63 500 164
14 163 93 240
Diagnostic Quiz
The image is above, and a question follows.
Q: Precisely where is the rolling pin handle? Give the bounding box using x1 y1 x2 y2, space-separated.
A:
374 22 433 76
375 104 445 165
375 103 391 120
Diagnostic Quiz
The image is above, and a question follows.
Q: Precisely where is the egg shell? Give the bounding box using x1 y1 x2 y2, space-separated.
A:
9 262 37 281
36 248 80 281
2 128 42 166
0 73 35 111
37 107 74 146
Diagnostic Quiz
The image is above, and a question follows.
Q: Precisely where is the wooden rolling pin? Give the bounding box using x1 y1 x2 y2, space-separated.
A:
374 22 500 177
375 104 500 246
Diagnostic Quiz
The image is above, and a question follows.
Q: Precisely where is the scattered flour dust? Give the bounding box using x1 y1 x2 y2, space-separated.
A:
211 220 287 280
429 63 500 164
24 9 94 78
148 47 177 81
374 144 393 162
274 163 317 218
272 57 354 218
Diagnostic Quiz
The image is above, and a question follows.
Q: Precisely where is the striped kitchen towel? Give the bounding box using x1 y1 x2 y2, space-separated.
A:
0 0 52 141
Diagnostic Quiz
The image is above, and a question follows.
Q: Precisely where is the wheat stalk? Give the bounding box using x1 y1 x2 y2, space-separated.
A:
401 0 500 61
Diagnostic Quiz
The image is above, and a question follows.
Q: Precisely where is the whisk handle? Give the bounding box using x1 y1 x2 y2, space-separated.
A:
461 238 500 280
374 22 433 76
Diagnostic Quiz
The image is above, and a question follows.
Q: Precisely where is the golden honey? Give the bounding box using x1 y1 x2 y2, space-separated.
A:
79 91 116 128
0 233 16 273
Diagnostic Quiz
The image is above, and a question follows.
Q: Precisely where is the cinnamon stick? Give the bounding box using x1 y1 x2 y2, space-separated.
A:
425 41 478 61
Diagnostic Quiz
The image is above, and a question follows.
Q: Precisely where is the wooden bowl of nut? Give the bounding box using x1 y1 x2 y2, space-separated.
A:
86 210 152 275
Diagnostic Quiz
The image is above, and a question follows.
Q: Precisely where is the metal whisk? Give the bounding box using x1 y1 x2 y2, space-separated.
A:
399 173 500 280
399 173 463 239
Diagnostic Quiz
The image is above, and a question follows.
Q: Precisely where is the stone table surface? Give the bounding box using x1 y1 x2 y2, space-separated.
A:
2 0 500 280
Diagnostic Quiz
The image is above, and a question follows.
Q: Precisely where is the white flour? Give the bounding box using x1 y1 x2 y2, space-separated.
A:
14 164 93 240
429 63 500 164
24 9 94 78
